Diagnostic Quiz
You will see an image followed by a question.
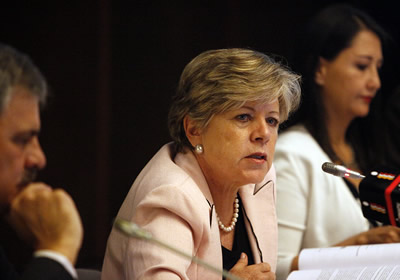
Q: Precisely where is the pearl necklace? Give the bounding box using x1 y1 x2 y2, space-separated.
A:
216 197 239 232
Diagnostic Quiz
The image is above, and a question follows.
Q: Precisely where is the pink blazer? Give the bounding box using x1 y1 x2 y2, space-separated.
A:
101 143 277 280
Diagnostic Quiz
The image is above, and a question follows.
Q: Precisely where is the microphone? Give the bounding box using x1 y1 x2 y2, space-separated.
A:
321 163 400 227
322 162 365 179
113 218 243 280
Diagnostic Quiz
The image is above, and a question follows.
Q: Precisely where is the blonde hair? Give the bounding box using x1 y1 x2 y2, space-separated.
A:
168 48 301 152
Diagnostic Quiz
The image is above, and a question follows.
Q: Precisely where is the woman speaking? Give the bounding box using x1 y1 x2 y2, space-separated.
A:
102 48 301 280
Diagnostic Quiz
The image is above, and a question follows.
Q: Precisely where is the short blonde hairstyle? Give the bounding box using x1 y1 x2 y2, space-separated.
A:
168 48 301 152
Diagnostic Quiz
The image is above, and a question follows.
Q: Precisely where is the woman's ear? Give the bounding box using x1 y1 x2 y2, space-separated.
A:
183 115 201 147
315 57 328 86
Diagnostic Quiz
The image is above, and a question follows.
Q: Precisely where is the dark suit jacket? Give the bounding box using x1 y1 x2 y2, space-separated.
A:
0 246 73 280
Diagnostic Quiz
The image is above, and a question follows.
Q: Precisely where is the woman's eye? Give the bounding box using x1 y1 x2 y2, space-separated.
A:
236 114 251 122
266 117 279 127
356 64 368 71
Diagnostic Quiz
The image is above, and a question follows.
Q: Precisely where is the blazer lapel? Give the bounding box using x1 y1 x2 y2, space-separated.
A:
239 165 278 271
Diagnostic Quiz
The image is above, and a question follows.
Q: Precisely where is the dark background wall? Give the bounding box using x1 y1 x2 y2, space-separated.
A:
1 0 398 270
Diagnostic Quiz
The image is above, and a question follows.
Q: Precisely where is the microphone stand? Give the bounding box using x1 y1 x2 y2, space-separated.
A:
114 218 243 280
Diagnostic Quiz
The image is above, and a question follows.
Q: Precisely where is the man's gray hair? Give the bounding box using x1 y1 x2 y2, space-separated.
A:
0 43 47 114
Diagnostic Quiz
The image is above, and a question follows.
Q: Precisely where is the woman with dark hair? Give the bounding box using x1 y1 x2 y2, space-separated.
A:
274 4 400 279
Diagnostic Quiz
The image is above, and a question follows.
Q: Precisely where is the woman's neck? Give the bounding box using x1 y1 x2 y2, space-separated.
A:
325 113 359 167
325 113 351 145
209 183 239 224
208 182 239 250
325 114 362 188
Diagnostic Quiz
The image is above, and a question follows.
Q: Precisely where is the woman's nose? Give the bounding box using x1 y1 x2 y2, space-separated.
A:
251 118 270 144
368 67 381 92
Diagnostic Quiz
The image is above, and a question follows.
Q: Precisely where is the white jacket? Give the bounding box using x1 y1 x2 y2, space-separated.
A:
273 125 370 280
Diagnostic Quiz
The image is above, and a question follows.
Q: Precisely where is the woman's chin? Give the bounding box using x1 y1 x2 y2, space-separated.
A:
242 172 268 185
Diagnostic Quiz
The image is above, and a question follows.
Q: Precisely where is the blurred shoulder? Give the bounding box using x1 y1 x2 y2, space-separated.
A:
274 124 330 171
276 124 318 151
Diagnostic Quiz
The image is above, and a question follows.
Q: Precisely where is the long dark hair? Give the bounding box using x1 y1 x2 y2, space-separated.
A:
282 4 389 172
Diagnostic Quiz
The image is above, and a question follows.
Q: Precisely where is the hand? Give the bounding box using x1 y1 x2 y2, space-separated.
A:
352 225 400 245
7 183 83 265
229 252 275 280
334 225 400 247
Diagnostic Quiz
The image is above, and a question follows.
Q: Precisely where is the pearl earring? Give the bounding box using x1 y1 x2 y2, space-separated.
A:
194 144 204 154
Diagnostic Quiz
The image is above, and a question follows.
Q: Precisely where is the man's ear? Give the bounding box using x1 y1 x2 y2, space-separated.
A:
315 57 328 86
183 115 201 147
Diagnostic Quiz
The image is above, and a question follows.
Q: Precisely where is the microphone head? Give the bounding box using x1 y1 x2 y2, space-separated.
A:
114 218 153 240
321 162 365 179
322 162 342 176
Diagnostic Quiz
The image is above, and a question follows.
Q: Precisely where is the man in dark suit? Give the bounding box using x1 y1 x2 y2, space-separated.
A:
0 43 83 279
